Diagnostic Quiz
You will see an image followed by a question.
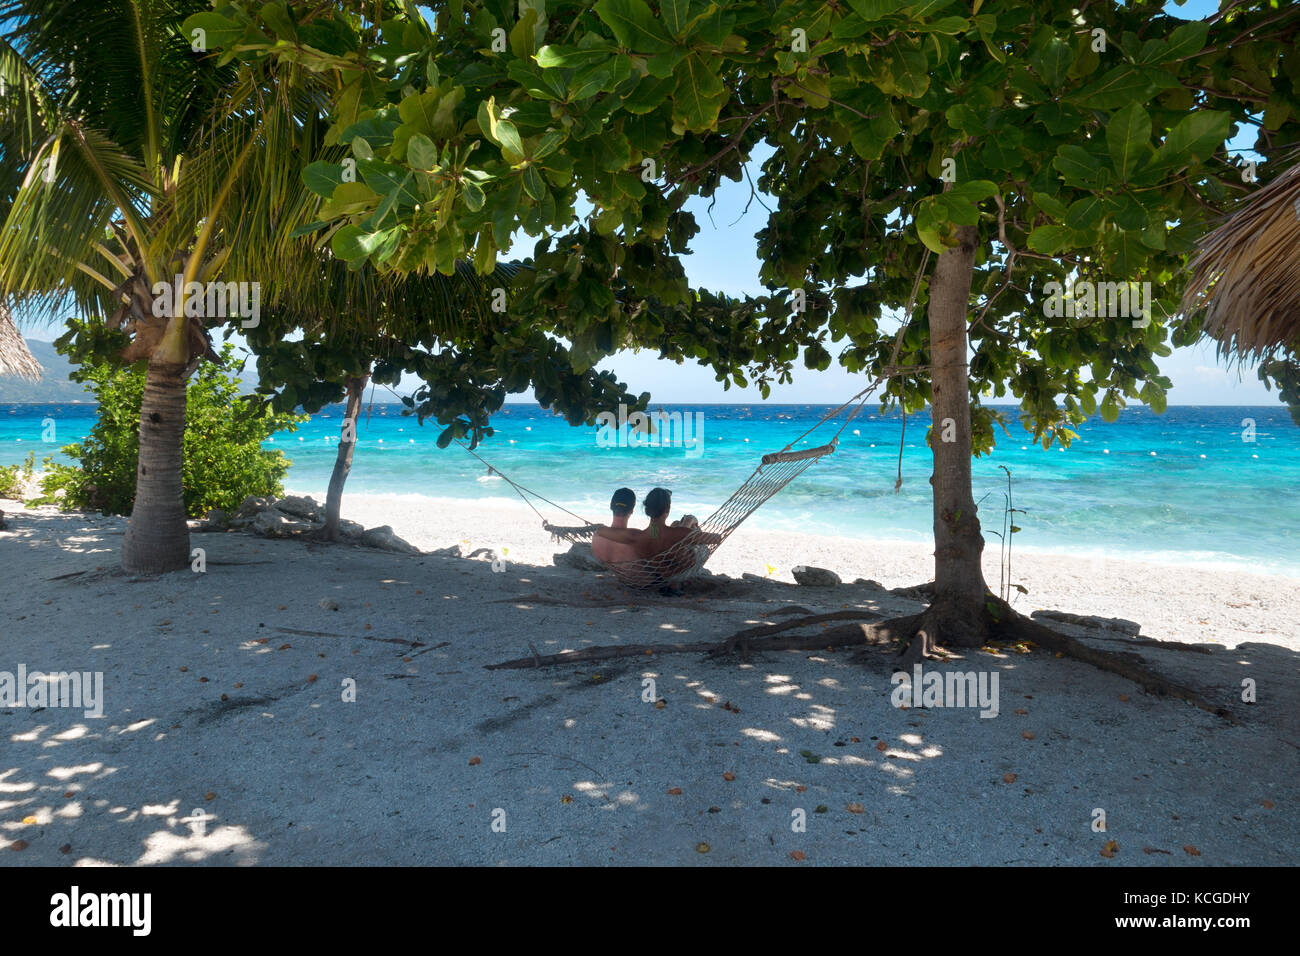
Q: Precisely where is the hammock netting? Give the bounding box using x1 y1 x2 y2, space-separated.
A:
543 441 837 589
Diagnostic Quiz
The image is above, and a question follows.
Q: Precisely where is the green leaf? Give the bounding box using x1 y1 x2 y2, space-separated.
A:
1053 145 1102 188
1026 224 1072 254
1031 37 1072 87
1149 110 1231 173
522 165 546 201
407 133 438 171
181 12 246 53
1070 64 1154 110
594 0 675 53
351 135 374 161
303 161 343 198
477 99 525 163
462 179 485 211
672 54 727 132
1153 20 1208 64
660 0 691 36
1100 392 1120 423
1064 195 1108 231
1106 102 1151 181
331 224 397 264
535 44 612 68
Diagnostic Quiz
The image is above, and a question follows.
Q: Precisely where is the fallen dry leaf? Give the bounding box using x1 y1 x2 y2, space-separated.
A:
179 666 188 672
850 736 860 743
667 787 682 795
696 842 711 853
468 757 482 766
1183 845 1201 856
22 816 37 825
10 840 28 852
789 850 806 861
722 772 735 781
876 741 888 752
234 682 243 689
846 803 865 814
1014 708 1028 716
560 795 573 804
1100 840 1119 858
198 677 209 683
654 700 666 709
1022 731 1036 740
59 844 71 854
1003 773 1017 784
364 624 372 631
307 674 318 683
794 785 807 793
277 605 286 611
1262 799 1275 809
403 657 412 663
63 791 73 799
204 792 216 801
220 693 228 701
278 643 291 650
1119 694 1130 702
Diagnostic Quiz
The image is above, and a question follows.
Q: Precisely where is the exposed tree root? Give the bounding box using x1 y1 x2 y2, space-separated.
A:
881 597 1236 723
486 640 714 670
486 611 905 670
484 596 1236 723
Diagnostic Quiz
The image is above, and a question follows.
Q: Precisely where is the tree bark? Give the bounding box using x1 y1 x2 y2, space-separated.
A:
322 373 367 541
922 222 989 648
122 358 191 573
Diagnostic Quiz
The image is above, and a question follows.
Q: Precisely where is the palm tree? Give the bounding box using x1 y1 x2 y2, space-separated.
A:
0 0 333 572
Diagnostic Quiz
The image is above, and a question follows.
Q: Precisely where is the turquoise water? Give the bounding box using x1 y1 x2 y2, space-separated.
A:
3 402 1297 574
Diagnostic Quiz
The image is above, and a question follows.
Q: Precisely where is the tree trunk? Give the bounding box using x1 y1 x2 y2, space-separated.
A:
322 373 367 541
920 222 989 648
122 358 191 573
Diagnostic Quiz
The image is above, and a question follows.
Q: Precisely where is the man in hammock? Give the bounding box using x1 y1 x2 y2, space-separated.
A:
591 488 640 566
594 487 721 590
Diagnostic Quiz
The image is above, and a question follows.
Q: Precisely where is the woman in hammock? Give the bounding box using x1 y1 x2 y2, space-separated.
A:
594 488 721 589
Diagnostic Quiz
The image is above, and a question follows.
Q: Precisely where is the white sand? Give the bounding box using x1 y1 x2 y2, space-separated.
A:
1 493 1297 866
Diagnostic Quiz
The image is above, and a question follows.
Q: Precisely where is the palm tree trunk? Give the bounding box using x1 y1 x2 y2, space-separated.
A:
322 373 368 540
121 358 191 573
922 223 989 648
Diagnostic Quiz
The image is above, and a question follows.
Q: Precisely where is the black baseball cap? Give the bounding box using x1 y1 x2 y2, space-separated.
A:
610 488 636 516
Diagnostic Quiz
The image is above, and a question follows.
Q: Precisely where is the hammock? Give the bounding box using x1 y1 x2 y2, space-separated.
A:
542 441 838 588
457 389 875 589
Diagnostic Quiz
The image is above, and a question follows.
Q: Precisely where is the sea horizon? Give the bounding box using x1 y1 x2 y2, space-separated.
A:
5 401 1298 576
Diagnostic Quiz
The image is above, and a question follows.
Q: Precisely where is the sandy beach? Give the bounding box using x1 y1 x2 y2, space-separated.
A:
1 492 1297 866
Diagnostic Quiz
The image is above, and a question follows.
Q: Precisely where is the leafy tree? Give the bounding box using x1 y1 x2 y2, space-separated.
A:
38 337 305 516
192 0 1298 671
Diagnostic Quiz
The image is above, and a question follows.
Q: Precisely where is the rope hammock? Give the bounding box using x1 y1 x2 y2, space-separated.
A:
457 383 879 589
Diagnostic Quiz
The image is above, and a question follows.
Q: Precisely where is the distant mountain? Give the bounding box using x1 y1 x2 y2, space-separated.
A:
0 340 94 403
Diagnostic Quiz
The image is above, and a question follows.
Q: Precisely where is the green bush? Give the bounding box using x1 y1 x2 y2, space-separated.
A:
0 451 36 498
38 344 307 516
